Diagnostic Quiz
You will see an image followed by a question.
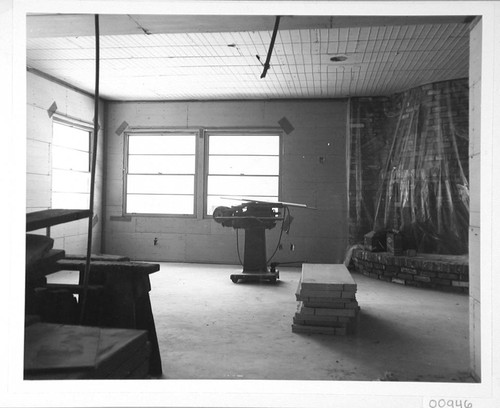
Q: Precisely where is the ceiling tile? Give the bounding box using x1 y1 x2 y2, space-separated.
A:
27 17 470 101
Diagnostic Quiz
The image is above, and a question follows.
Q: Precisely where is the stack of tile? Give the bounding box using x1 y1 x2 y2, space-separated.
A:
292 263 360 335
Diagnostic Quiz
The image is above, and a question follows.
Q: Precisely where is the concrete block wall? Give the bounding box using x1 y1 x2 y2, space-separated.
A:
26 71 105 253
103 99 348 264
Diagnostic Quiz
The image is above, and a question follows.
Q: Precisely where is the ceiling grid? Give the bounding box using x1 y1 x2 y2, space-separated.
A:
27 15 471 100
377 25 395 95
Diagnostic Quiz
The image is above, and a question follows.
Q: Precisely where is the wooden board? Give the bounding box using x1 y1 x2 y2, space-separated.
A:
24 323 149 378
26 209 91 231
301 263 357 291
55 259 160 275
24 323 101 372
65 254 131 262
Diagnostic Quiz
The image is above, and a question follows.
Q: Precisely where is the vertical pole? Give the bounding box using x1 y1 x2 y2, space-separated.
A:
80 14 100 324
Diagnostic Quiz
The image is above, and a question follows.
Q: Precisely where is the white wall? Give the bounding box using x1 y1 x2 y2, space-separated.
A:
26 71 105 254
468 19 481 382
103 99 349 264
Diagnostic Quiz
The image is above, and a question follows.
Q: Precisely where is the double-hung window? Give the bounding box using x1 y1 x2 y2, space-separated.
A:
125 131 197 216
205 132 281 215
124 130 281 217
51 120 91 209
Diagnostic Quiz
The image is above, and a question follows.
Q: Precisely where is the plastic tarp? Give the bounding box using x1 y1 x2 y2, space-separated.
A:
349 79 469 254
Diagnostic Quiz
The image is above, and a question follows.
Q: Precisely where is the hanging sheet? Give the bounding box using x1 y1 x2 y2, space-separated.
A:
348 79 469 254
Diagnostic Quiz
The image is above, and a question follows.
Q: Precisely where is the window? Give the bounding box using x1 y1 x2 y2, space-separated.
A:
51 120 91 209
205 132 281 215
123 129 281 217
125 131 197 215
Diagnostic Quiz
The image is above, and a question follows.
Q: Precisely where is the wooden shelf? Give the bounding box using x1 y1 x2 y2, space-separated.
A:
55 259 160 275
26 209 91 231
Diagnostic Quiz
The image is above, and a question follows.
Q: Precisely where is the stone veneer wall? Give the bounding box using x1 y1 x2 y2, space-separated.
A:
348 78 469 255
351 249 469 293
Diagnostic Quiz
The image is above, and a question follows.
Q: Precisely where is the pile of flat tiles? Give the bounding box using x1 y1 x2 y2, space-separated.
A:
292 263 360 335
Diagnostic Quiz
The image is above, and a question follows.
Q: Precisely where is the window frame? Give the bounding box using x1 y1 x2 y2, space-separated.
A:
123 129 201 218
51 115 93 210
203 129 283 218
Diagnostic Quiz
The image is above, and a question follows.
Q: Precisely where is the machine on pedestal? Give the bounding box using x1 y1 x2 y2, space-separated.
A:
213 198 310 283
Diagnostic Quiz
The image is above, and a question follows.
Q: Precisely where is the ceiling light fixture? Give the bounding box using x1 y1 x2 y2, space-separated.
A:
330 55 348 62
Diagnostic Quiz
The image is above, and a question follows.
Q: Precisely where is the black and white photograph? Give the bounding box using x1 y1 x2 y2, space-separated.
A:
1 1 499 407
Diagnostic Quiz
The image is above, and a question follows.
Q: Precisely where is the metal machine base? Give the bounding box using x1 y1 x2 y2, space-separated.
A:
230 269 279 284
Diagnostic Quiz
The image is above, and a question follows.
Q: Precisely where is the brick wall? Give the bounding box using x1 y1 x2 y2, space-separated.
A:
348 97 393 243
351 249 469 293
349 78 469 255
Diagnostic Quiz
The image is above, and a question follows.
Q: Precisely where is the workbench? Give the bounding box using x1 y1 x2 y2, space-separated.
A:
51 258 162 376
25 209 163 377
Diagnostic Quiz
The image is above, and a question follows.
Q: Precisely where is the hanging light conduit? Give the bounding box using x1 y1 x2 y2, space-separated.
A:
260 16 281 79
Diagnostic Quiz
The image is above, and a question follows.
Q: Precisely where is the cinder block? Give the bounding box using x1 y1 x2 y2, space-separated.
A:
296 302 315 315
314 307 357 317
340 291 356 299
302 299 358 309
291 323 343 335
292 323 334 334
296 282 345 300
293 317 350 327
299 289 343 298
294 314 343 324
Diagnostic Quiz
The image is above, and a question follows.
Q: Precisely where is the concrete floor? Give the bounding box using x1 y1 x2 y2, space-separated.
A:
46 262 472 382
145 262 473 382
